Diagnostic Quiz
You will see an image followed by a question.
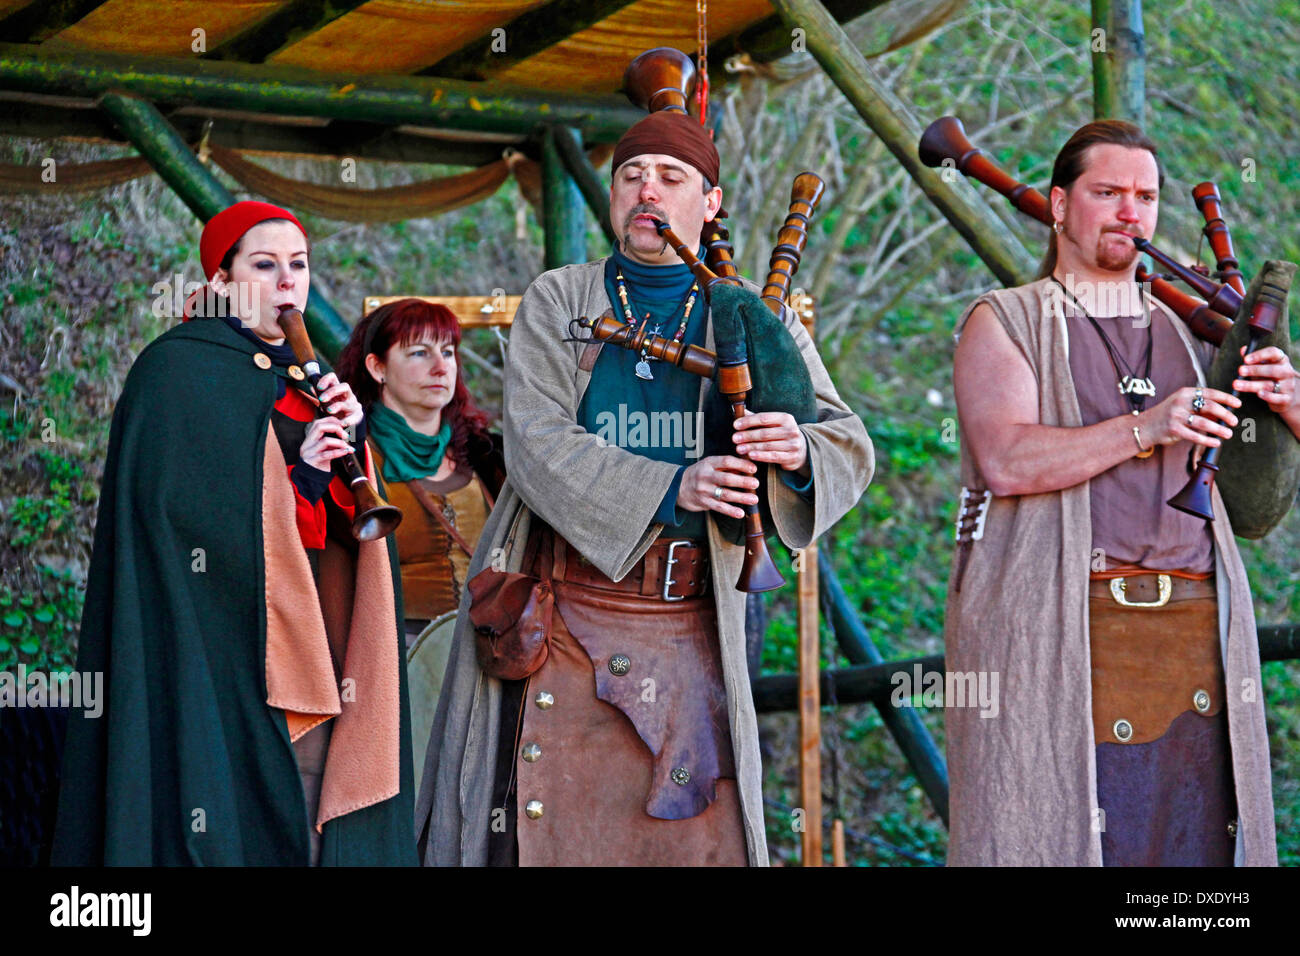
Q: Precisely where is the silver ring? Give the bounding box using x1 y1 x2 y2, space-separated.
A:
1187 414 1196 428
713 486 725 500
1275 381 1282 393
1191 390 1205 412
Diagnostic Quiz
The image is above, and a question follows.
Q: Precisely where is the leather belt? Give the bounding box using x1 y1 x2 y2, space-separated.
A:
1088 572 1216 607
551 537 710 601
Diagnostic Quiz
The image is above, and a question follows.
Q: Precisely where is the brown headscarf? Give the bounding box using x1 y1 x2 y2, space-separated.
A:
611 111 720 186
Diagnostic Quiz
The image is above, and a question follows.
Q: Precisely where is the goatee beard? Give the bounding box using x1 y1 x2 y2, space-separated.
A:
1094 240 1139 272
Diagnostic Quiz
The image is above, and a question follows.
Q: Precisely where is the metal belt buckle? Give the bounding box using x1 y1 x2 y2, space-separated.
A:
1110 574 1172 608
663 539 690 602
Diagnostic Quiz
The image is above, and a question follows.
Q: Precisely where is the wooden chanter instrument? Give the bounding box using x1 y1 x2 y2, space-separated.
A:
276 308 403 541
657 219 785 591
1192 182 1246 297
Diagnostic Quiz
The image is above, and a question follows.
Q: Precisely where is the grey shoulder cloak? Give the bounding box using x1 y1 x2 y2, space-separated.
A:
415 258 874 865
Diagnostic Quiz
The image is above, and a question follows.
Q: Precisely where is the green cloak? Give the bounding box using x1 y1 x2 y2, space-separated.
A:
51 319 417 866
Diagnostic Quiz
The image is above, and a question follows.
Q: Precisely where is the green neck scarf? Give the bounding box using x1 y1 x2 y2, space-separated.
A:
367 401 452 483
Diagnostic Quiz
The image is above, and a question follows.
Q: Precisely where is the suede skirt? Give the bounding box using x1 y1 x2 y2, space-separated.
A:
1089 573 1237 866
493 578 748 867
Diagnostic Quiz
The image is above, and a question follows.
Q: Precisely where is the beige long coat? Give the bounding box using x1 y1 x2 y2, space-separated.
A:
943 278 1277 866
415 258 874 865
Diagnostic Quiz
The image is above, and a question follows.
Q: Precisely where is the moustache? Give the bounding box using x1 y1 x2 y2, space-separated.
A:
625 204 668 229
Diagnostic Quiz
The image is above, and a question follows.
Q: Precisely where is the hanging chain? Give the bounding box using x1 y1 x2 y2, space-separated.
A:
696 0 709 126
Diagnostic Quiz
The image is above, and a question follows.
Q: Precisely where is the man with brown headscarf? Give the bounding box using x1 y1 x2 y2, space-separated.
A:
414 110 873 865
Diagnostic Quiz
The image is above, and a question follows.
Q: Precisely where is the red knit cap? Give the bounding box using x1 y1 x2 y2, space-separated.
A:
199 201 307 281
611 111 720 186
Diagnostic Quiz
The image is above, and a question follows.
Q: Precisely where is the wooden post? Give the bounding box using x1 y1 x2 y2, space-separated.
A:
541 126 587 270
769 0 1037 288
97 92 352 359
797 537 822 866
1092 0 1146 127
551 124 620 248
831 819 846 866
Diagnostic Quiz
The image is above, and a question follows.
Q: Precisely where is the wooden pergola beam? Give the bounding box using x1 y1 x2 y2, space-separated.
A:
1091 0 1146 128
770 0 1036 288
819 548 950 826
204 0 371 64
0 0 109 43
423 0 641 80
711 0 893 66
0 43 645 142
751 654 945 711
0 96 515 167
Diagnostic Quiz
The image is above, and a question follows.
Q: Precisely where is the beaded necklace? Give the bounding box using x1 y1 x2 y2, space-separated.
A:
615 268 699 381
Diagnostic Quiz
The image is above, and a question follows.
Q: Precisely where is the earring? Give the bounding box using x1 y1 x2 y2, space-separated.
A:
1052 221 1063 235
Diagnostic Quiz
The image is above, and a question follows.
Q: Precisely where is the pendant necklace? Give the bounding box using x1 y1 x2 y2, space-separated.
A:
615 269 699 381
1051 276 1156 458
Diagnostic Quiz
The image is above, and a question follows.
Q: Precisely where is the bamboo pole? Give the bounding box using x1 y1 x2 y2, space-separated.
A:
0 43 644 142
768 0 1037 288
798 538 823 866
832 819 847 866
98 92 351 359
541 126 587 270
1091 0 1146 127
551 125 619 248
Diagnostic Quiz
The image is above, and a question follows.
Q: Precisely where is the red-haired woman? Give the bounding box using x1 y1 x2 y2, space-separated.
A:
339 300 505 639
337 300 504 775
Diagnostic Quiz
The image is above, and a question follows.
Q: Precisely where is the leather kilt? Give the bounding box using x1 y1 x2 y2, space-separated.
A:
488 531 747 866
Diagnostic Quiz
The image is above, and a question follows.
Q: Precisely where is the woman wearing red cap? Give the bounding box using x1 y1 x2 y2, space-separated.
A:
52 201 417 866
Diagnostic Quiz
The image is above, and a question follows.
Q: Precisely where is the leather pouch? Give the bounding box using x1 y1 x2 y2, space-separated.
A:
469 528 555 680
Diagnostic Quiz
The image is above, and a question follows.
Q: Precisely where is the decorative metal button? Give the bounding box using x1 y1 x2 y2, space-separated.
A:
670 767 691 786
521 742 541 763
524 800 544 820
1113 719 1134 743
1193 689 1212 714
288 364 305 381
608 655 631 676
253 352 272 369
534 690 554 710
1227 819 1238 838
